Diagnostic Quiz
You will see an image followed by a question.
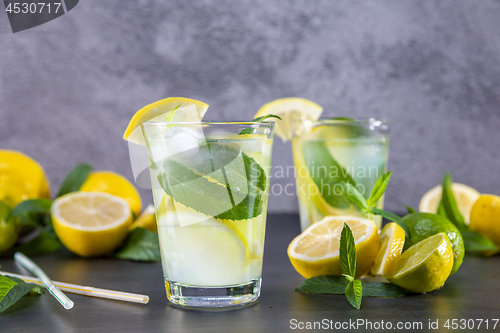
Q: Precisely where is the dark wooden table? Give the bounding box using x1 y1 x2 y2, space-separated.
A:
1 214 499 332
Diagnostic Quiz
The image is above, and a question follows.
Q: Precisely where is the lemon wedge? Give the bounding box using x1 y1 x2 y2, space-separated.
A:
52 192 132 257
254 98 323 141
371 223 405 276
287 216 379 279
419 183 479 224
129 204 157 233
81 171 142 217
123 97 209 145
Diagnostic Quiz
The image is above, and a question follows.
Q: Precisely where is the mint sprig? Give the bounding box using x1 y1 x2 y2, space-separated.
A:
57 163 92 197
0 274 44 313
337 171 410 239
114 227 161 262
438 173 498 253
239 114 282 135
340 223 362 309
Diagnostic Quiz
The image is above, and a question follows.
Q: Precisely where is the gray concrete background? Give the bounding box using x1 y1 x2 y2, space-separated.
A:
1 0 499 213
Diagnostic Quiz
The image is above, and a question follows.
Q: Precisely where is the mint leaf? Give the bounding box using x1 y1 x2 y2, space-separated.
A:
367 171 392 207
114 227 160 261
303 141 358 209
329 117 355 121
371 208 410 239
361 282 407 297
345 280 362 309
14 226 61 256
240 114 282 135
295 276 348 294
440 173 467 232
461 230 498 252
0 275 43 313
9 199 52 229
340 223 356 279
336 182 369 214
164 104 182 121
157 143 266 220
57 164 92 197
406 206 416 214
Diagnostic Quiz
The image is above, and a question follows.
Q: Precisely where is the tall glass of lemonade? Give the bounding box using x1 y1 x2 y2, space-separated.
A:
142 121 274 308
292 119 390 230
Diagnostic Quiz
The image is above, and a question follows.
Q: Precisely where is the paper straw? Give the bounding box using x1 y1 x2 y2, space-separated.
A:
14 253 74 310
0 270 149 305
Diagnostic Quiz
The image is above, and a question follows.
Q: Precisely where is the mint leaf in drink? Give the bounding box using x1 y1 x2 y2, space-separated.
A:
14 226 61 256
303 140 357 209
9 199 52 229
340 223 357 279
361 282 407 297
0 274 44 313
367 171 392 207
164 104 182 121
295 276 348 294
406 206 416 214
461 230 498 252
157 143 266 220
57 163 92 197
329 117 355 121
440 173 467 232
239 114 282 135
345 280 362 309
114 227 161 261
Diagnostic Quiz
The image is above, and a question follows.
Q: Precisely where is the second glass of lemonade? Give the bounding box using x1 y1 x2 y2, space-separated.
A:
292 119 390 231
142 121 274 308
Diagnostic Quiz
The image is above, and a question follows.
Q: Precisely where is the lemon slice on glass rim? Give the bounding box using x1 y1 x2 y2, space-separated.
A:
254 98 323 142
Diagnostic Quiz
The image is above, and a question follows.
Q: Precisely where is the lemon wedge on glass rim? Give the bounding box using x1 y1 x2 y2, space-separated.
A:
287 216 379 279
52 192 132 257
254 98 323 142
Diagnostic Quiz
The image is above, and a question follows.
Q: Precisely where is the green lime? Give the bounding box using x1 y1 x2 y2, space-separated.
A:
403 212 464 275
0 201 18 253
387 233 454 293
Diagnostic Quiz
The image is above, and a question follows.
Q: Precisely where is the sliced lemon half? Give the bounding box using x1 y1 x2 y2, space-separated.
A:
371 222 405 276
52 192 132 257
254 98 323 142
287 216 378 279
419 183 480 224
123 97 209 145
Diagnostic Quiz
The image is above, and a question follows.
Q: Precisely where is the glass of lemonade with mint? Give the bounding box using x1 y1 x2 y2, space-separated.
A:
142 121 274 308
292 119 389 231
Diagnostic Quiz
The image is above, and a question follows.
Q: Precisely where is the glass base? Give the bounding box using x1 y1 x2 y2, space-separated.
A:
165 278 261 309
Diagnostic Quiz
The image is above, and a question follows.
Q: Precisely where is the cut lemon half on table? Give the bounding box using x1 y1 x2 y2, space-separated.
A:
254 98 323 141
129 204 157 233
419 183 480 224
287 216 378 279
387 232 453 293
123 97 209 145
371 222 405 277
52 192 133 257
81 171 142 218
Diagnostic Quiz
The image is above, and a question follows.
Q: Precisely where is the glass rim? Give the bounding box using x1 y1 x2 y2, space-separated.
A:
312 117 390 126
142 121 276 127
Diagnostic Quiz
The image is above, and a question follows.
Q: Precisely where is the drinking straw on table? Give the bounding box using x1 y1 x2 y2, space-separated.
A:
14 252 74 310
0 269 150 305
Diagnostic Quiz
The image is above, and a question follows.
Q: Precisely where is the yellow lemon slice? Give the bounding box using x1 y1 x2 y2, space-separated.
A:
254 98 323 142
80 171 142 217
123 97 209 145
419 183 479 224
129 204 157 233
287 216 379 279
52 192 132 257
387 233 454 293
0 150 50 207
371 223 405 276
